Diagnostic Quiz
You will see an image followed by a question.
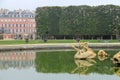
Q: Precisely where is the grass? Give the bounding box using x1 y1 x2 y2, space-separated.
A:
0 39 119 45
0 39 75 45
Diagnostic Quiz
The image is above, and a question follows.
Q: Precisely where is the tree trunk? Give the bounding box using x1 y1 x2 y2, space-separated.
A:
116 33 120 42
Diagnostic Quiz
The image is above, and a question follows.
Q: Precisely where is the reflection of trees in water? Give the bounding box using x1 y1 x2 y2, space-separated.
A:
35 51 75 73
35 50 120 76
0 51 36 70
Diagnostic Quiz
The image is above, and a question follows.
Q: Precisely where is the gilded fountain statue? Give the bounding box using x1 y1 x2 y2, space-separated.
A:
72 42 96 59
72 41 120 77
72 41 120 65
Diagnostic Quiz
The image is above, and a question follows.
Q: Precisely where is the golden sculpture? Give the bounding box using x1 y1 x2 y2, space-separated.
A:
98 50 108 61
72 42 96 59
111 51 120 65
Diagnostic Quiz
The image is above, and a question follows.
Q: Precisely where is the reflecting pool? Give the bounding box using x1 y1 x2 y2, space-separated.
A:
0 50 120 80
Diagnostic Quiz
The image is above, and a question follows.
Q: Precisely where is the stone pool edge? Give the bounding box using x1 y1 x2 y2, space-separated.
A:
0 43 120 51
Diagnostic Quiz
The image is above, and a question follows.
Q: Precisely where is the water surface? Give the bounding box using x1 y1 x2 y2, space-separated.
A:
0 50 120 80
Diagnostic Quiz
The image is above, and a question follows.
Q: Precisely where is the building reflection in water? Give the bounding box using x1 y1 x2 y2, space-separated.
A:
0 51 36 70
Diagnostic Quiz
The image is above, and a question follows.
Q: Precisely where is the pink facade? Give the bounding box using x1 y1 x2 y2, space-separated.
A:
3 34 13 39
0 9 36 40
0 18 36 40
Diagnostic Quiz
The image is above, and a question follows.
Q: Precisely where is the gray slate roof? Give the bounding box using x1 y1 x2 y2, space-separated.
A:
0 9 35 18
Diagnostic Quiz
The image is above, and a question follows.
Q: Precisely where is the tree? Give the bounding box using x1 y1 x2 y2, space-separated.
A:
35 5 120 39
35 7 49 36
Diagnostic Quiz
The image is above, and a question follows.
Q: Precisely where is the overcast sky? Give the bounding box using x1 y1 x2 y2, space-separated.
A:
0 0 120 10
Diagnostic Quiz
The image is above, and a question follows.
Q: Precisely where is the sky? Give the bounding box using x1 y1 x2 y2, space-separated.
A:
0 0 120 10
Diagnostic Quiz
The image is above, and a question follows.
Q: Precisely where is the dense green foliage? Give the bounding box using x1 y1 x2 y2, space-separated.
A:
35 5 120 39
36 7 62 35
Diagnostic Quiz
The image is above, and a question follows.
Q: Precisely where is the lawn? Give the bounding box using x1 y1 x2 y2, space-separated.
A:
0 39 119 45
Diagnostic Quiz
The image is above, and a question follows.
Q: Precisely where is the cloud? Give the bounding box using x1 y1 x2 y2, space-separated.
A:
0 0 120 10
0 0 36 10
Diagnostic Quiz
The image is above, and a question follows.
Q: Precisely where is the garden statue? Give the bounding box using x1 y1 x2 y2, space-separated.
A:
111 51 120 66
24 34 29 43
98 50 108 57
25 37 29 43
72 42 96 59
97 50 108 61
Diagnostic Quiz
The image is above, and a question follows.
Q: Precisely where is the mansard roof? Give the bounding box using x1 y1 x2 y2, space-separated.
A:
0 9 35 18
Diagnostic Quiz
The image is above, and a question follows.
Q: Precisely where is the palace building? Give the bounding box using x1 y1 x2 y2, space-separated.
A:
0 9 36 40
